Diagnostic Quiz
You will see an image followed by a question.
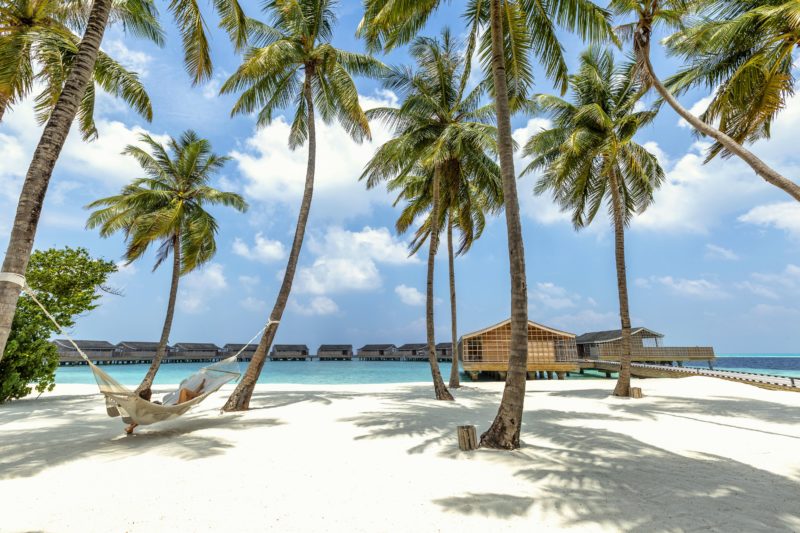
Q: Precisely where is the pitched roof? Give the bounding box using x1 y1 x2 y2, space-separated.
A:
575 327 663 344
318 344 353 351
117 341 162 350
359 344 396 351
172 342 220 350
460 318 575 340
223 343 259 351
272 344 309 351
435 342 452 349
398 343 427 350
53 339 115 350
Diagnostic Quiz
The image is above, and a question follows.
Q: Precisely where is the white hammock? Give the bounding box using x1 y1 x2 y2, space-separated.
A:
1 271 270 427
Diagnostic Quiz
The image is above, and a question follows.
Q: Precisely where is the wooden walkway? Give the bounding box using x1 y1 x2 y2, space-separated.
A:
579 359 799 391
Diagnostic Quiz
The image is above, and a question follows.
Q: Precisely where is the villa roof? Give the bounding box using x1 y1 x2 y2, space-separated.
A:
318 344 353 351
575 327 663 345
53 339 115 350
398 343 427 350
359 344 396 351
223 343 259 351
117 341 162 350
435 342 452 349
273 344 309 351
172 342 220 350
460 318 575 340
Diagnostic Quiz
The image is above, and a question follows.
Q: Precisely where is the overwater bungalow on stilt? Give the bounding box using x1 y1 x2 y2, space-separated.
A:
435 342 453 361
170 343 220 362
53 340 116 365
115 341 162 364
357 344 399 361
271 344 310 361
397 343 428 361
575 328 715 365
223 343 259 361
458 319 579 381
317 344 353 360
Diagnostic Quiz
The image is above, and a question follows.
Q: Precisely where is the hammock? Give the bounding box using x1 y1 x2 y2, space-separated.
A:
1 271 271 427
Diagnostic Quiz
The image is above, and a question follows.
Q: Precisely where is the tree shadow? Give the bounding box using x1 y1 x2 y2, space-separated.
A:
432 493 535 518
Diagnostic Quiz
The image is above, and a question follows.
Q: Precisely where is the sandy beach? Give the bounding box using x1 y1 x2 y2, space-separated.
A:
1 377 799 532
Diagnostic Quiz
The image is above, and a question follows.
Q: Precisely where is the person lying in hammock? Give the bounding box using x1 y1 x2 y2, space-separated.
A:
125 378 207 435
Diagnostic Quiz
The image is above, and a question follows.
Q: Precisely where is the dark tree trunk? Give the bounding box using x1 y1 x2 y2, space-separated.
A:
447 214 460 389
223 68 317 411
136 234 181 394
426 169 454 401
0 0 113 361
480 0 529 450
608 169 632 397
635 24 800 202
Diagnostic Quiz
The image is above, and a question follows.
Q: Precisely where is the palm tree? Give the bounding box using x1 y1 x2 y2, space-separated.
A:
86 131 247 394
0 0 161 132
220 0 383 411
362 30 501 400
522 47 664 396
0 0 248 361
359 0 614 449
664 1 800 162
610 0 800 202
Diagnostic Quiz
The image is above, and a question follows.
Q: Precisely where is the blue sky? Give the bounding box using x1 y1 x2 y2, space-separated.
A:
1 1 799 354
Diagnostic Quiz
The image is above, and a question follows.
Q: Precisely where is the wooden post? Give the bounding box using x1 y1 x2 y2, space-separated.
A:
630 387 643 399
556 371 565 380
527 372 535 380
605 371 612 378
468 371 479 381
457 425 478 451
498 371 507 380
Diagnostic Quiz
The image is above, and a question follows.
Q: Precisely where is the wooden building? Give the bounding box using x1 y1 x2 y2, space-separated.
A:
397 343 428 361
271 344 309 361
357 344 399 361
223 343 259 361
115 341 162 363
318 344 353 360
458 319 578 380
435 342 453 361
53 339 116 364
575 328 715 363
170 342 220 362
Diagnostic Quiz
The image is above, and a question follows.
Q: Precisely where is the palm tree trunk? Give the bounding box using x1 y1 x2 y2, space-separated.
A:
479 0 530 450
426 169 454 401
223 68 317 412
447 214 460 389
136 234 181 395
608 170 632 397
639 46 800 202
0 101 6 122
0 0 113 361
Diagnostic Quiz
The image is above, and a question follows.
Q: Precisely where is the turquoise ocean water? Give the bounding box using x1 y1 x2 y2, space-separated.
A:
55 354 800 385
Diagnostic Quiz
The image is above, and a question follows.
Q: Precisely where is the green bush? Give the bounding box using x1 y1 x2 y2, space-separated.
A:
0 247 117 402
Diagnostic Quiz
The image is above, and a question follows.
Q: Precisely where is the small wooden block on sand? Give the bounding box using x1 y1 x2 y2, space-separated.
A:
630 387 643 399
457 425 478 451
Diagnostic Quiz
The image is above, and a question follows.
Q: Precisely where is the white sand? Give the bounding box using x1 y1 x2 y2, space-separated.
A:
1 377 799 532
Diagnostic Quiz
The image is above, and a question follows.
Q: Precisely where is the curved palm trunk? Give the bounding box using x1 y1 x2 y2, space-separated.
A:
447 214 460 389
223 70 317 412
608 170 632 397
135 234 181 395
480 0 530 450
427 170 454 401
638 39 800 202
0 0 113 360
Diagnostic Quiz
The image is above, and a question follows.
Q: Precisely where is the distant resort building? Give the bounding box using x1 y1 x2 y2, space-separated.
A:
116 341 163 363
397 343 428 361
170 343 220 361
435 342 453 361
318 344 353 360
271 344 309 361
223 343 259 361
357 344 399 361
575 327 715 363
458 319 578 380
53 340 115 364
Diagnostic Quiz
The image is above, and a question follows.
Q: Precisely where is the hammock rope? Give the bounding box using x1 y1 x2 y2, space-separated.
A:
1 271 278 426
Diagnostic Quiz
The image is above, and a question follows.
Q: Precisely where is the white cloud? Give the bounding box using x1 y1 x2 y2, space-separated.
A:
735 281 779 300
179 263 227 313
677 94 714 129
546 309 619 333
750 264 800 292
294 226 417 296
232 233 286 263
103 40 153 77
240 296 267 312
529 282 578 310
290 296 339 316
230 90 397 220
115 261 137 275
739 202 800 239
395 284 425 306
639 275 728 299
238 275 260 287
705 244 739 261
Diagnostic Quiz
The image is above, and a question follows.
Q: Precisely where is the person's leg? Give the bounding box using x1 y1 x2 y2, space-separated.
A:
125 422 138 434
178 388 190 404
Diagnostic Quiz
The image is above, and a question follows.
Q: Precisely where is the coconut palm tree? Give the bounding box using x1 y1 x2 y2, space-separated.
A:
664 0 800 162
220 0 383 411
610 0 800 202
522 47 665 397
86 131 247 394
0 0 248 361
359 0 614 449
0 0 161 132
361 30 501 400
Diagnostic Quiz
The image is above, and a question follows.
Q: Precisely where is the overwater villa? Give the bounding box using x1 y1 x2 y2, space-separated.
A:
318 344 353 360
169 343 220 362
575 327 715 364
116 341 163 363
458 319 579 380
357 344 399 361
223 343 259 361
53 340 116 364
398 343 428 361
435 342 453 361
271 344 310 361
